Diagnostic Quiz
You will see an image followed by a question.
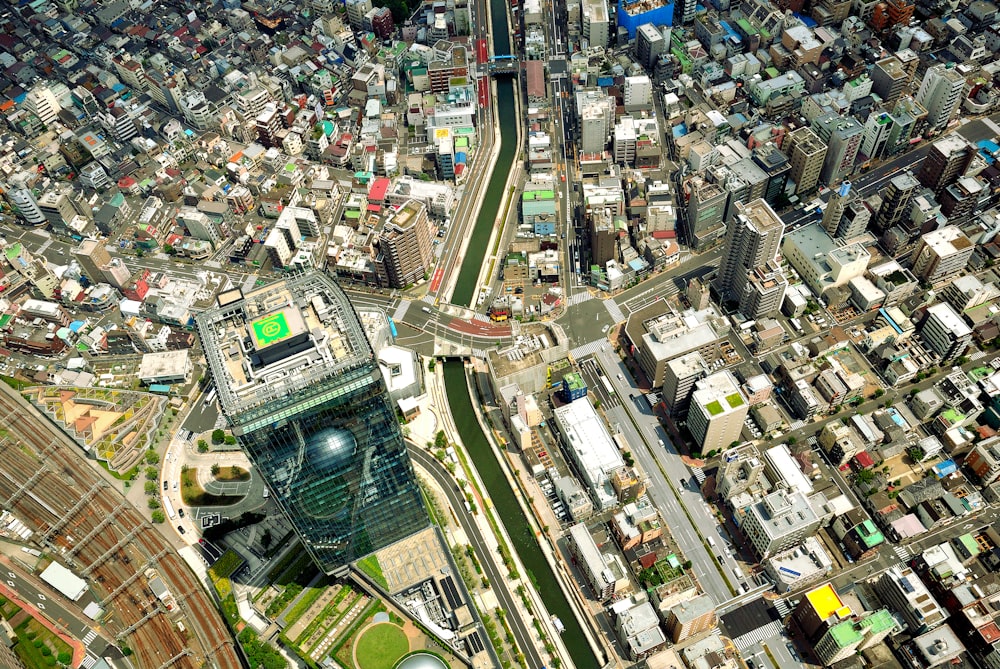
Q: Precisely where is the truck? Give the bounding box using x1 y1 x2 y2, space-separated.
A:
707 536 716 548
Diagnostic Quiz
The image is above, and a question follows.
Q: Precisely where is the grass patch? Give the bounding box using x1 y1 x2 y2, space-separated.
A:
284 574 333 626
13 616 72 668
214 466 251 482
2 375 32 391
0 595 21 619
98 459 139 481
209 550 245 580
355 623 409 669
271 551 314 586
332 600 384 667
265 563 320 618
355 554 388 590
181 468 243 506
726 393 744 408
705 400 723 416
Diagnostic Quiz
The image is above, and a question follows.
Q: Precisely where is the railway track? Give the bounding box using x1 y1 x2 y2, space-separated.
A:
0 386 241 669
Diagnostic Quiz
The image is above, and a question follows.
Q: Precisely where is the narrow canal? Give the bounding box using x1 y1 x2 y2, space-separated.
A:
443 361 600 669
449 0 519 307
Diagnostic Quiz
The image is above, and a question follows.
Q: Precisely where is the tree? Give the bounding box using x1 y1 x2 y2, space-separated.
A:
787 436 797 445
144 481 157 495
197 439 209 453
435 430 448 449
231 465 239 478
212 429 226 444
211 463 221 477
147 497 160 509
224 435 237 445
145 467 158 480
856 468 875 484
145 450 159 465
873 388 885 399
907 446 925 463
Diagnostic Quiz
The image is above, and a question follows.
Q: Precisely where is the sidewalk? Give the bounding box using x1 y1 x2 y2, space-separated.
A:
0 580 86 668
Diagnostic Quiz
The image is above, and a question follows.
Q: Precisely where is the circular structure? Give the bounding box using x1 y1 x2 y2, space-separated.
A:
307 426 357 472
356 623 409 669
394 652 449 669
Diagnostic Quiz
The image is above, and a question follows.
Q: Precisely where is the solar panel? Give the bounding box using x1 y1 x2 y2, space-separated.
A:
900 577 915 594
440 575 461 609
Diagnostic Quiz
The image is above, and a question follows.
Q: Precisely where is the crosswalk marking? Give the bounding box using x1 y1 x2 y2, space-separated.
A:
422 294 436 304
392 299 410 323
81 655 97 669
604 298 625 322
472 313 491 322
734 620 784 650
566 292 593 306
569 340 605 359
893 545 911 561
690 467 706 485
774 599 790 617
82 629 97 645
970 349 987 361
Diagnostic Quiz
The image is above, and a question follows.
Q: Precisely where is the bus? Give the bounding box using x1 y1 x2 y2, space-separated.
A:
600 374 616 395
203 387 217 405
164 497 176 520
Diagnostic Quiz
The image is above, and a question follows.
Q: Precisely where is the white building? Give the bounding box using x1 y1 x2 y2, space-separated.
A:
742 490 825 558
623 75 653 110
915 64 966 131
919 302 972 361
582 0 610 48
910 226 975 284
137 350 192 385
764 536 833 592
553 399 625 509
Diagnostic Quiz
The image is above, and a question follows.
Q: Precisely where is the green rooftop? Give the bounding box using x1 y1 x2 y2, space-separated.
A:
523 190 555 201
564 373 586 391
0 314 11 328
942 409 965 424
4 243 21 261
858 609 897 635
828 620 863 648
726 393 744 409
958 533 980 556
857 519 884 548
706 400 724 416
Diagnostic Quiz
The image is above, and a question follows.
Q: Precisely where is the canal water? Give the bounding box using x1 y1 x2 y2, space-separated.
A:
443 361 599 669
449 0 519 307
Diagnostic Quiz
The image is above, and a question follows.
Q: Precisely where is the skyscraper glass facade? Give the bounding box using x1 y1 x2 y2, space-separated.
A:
197 271 428 574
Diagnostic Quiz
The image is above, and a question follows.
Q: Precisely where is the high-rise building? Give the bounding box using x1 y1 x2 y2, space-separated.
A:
72 240 112 285
687 371 749 452
874 171 920 232
875 566 948 634
919 302 972 361
7 187 45 226
37 190 80 227
870 57 910 106
372 200 433 288
674 0 697 25
345 0 373 29
635 24 666 70
910 225 975 284
813 114 864 184
22 83 60 127
918 135 975 196
861 111 895 161
581 0 611 47
685 177 728 248
717 443 765 500
577 90 615 154
814 611 898 665
785 126 827 195
663 352 709 417
664 595 717 643
915 64 966 131
822 182 870 239
196 271 428 574
715 199 786 318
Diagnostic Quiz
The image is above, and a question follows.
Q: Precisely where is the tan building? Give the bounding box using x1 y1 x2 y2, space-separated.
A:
910 225 975 284
372 199 432 288
664 593 717 642
785 126 827 195
687 371 749 452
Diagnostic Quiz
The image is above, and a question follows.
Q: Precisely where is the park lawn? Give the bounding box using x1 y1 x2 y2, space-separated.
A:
181 468 242 506
355 623 409 669
0 595 21 619
214 466 251 482
13 616 73 668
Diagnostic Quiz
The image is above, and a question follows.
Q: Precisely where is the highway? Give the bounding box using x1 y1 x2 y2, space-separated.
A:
408 446 544 669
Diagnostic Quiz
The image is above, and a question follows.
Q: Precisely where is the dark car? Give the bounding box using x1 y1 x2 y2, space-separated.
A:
178 508 185 518
163 480 168 491
177 526 186 534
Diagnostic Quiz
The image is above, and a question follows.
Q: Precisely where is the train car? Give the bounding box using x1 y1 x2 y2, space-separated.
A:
387 315 398 338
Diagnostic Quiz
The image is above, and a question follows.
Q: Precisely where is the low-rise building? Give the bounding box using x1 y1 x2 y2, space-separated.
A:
664 594 716 643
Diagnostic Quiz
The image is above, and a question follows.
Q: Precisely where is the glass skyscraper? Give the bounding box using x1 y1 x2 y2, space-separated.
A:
197 271 428 574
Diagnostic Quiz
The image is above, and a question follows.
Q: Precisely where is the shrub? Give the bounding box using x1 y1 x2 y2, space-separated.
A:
212 429 226 444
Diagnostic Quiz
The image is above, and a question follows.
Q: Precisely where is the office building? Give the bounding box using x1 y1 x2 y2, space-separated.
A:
662 351 709 417
785 126 827 196
577 90 615 154
569 522 628 601
372 200 433 289
783 223 870 298
23 83 60 126
918 135 975 196
822 182 870 239
687 371 749 452
635 24 666 70
910 226 975 284
686 177 728 249
664 594 717 643
37 190 80 227
874 171 920 232
72 240 113 286
919 302 972 361
875 565 948 634
196 271 428 574
742 489 824 558
814 114 864 184
345 0 373 29
870 56 911 106
715 199 786 318
553 399 625 510
861 111 895 162
915 64 966 131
